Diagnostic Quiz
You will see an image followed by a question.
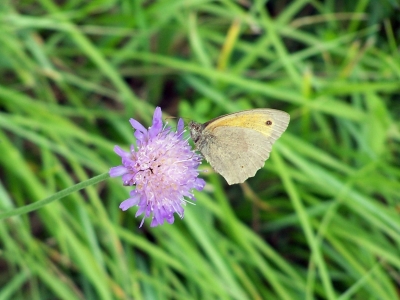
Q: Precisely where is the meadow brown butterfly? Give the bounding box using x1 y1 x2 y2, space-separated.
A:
189 109 290 185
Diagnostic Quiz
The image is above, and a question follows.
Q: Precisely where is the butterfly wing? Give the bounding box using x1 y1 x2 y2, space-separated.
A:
199 126 272 184
198 109 289 185
204 109 290 143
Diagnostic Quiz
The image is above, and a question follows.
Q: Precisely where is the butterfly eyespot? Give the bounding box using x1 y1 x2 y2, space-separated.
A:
266 120 272 126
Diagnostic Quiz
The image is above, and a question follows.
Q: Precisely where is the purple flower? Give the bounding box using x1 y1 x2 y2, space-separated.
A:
110 107 205 227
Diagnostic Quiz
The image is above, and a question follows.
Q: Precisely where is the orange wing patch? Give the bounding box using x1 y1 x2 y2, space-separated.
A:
204 112 274 138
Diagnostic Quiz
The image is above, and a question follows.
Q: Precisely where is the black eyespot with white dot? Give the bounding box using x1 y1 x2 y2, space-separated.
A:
266 120 272 126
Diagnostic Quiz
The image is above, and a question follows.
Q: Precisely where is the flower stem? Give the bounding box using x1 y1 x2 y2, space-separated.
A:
0 172 110 220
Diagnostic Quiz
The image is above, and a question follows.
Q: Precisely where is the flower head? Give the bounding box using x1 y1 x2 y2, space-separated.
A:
110 107 205 227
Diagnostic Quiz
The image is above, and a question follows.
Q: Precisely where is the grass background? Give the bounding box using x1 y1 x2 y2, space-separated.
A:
1 0 400 299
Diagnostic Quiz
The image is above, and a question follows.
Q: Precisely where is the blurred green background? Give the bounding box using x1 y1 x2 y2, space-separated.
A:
1 0 400 299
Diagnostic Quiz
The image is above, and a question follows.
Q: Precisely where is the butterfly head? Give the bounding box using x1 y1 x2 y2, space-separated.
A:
188 121 204 144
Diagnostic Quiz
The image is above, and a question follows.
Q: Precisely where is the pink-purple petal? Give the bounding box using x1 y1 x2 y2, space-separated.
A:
134 130 145 142
177 118 184 135
109 166 128 177
113 146 130 158
166 214 175 224
148 106 163 138
194 178 206 190
135 203 147 217
119 194 140 211
130 118 147 133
